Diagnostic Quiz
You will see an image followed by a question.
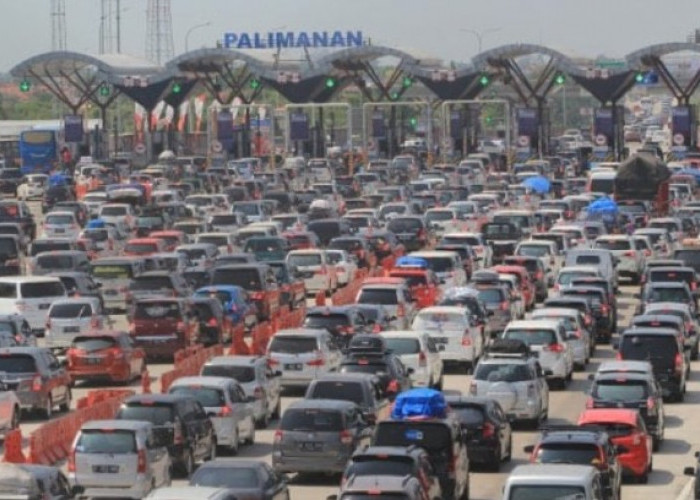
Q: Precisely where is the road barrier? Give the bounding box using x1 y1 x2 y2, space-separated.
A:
160 343 224 393
3 429 25 463
16 390 134 466
330 269 368 306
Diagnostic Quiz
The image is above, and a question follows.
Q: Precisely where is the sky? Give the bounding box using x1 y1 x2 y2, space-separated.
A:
1 0 699 71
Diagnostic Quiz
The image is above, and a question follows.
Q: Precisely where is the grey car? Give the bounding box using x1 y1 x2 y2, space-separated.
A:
189 460 290 500
272 399 373 474
31 250 91 276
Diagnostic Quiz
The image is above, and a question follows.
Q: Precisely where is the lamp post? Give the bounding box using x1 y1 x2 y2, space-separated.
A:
185 21 211 52
460 28 501 52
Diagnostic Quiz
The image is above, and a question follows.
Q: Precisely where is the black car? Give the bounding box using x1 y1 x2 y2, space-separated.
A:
115 394 217 478
559 286 613 339
307 218 353 247
0 169 23 196
305 373 389 426
445 395 512 471
363 230 401 262
587 370 665 450
303 306 369 346
189 460 290 500
190 297 226 346
386 216 430 252
42 185 74 213
570 277 618 331
544 296 599 341
339 350 412 400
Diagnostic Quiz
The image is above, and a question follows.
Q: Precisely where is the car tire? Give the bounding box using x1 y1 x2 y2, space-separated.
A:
205 438 217 461
272 399 281 420
39 397 53 420
692 344 699 361
246 424 256 445
59 388 71 413
504 436 512 462
178 447 195 478
652 435 661 452
257 407 270 429
229 429 239 456
638 471 648 484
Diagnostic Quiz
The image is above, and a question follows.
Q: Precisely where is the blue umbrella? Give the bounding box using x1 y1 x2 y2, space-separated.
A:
676 168 700 184
522 175 551 194
586 197 618 214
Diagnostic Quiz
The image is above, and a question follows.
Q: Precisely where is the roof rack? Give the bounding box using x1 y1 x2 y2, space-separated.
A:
539 424 607 435
483 339 532 359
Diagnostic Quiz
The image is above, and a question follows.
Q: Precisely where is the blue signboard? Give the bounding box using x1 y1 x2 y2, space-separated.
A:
450 110 463 140
371 110 385 138
63 115 84 143
223 30 363 50
672 106 692 147
289 112 309 141
594 108 613 148
217 111 233 141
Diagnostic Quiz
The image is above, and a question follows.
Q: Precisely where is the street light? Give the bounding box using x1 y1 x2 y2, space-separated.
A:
460 27 501 52
185 21 212 52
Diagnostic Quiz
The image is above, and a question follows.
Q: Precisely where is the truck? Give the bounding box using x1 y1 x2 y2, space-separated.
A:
614 153 670 216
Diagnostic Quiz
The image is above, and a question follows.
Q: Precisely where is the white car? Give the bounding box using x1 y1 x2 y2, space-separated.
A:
424 208 461 236
196 232 237 256
44 297 106 350
325 249 357 287
502 320 574 389
515 240 560 285
531 307 592 369
412 306 485 373
17 174 48 200
41 211 80 240
267 329 342 389
594 235 647 283
409 250 466 289
286 249 338 296
99 203 136 232
441 232 492 269
380 330 443 389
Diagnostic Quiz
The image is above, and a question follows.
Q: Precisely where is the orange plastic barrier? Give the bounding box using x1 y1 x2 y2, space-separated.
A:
3 429 26 463
250 322 273 355
28 390 133 465
229 323 250 355
160 344 224 393
330 269 368 306
411 284 440 309
315 290 326 306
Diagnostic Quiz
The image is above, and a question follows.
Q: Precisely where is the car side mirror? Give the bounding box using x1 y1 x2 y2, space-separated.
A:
684 466 696 477
72 485 85 496
543 369 553 377
611 339 619 350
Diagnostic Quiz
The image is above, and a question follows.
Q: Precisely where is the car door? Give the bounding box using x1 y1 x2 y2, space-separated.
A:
534 362 549 411
491 404 510 458
44 351 68 405
424 335 442 384
145 430 170 487
230 384 253 438
261 463 288 500
264 365 281 413
182 400 206 459
122 335 143 376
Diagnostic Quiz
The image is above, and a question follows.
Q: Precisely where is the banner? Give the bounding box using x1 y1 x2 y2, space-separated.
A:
593 108 613 147
516 108 538 148
134 104 146 139
177 101 189 132
63 115 84 143
371 110 385 138
162 105 175 127
450 110 463 140
672 106 692 147
289 112 309 141
150 101 166 129
194 94 207 133
217 110 234 141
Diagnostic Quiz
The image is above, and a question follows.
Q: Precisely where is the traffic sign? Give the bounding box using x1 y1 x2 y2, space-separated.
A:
673 133 685 146
211 140 223 153
517 135 530 147
134 142 146 155
595 134 607 146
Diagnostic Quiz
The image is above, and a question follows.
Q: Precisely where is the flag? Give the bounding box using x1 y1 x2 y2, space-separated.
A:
194 93 207 133
134 103 146 140
177 100 189 132
150 101 166 129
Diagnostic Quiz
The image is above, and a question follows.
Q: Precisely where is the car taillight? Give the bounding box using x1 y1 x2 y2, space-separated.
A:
469 382 477 395
267 357 280 366
31 374 42 392
535 271 544 280
128 322 136 335
397 303 406 317
176 321 186 332
67 449 76 472
693 282 698 291
601 304 609 314
624 251 635 257
615 351 622 360
373 323 381 333
207 318 217 327
218 405 232 417
545 343 564 353
482 422 495 439
417 228 426 240
418 351 427 367
675 353 683 375
644 249 652 257
250 291 265 300
632 433 641 446
584 315 592 326
90 316 100 328
646 396 656 411
553 283 559 291
585 396 594 409
461 333 472 346
137 449 147 474
499 301 509 311
307 352 325 366
274 429 283 443
448 456 456 478
316 266 328 275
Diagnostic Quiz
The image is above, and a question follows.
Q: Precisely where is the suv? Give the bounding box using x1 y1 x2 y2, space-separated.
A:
503 464 606 500
201 355 282 428
524 426 622 500
306 373 390 425
380 330 444 389
303 306 369 347
637 281 695 316
273 399 373 474
616 327 687 401
115 394 216 478
129 298 199 361
356 278 416 330
126 271 191 305
341 446 442 500
210 264 280 320
0 347 71 419
469 339 549 427
333 474 427 500
594 235 646 284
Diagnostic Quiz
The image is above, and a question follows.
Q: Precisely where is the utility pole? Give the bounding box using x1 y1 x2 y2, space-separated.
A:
50 0 67 51
146 0 174 64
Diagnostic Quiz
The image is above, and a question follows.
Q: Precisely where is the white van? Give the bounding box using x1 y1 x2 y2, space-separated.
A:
502 464 605 500
0 277 67 333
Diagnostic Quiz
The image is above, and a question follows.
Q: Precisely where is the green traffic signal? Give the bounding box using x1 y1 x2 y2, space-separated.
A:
555 74 566 85
479 74 490 86
635 72 645 83
99 84 111 97
172 82 182 93
390 92 399 101
19 80 30 92
402 76 413 88
409 117 417 127
325 77 336 89
249 79 261 90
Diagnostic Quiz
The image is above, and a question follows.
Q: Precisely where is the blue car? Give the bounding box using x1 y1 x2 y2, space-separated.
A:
193 285 258 330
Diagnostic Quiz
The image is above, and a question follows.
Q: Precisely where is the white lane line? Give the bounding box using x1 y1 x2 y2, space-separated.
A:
676 478 694 500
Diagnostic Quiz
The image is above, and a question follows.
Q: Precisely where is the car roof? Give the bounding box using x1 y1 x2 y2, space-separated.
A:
506 319 562 329
286 399 357 410
578 408 639 426
169 376 234 389
597 360 653 373
507 464 598 482
81 419 151 431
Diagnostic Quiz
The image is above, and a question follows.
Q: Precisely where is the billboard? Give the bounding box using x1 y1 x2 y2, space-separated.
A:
450 110 463 140
516 108 538 148
289 112 310 141
594 108 614 147
371 110 385 138
63 115 84 143
217 110 234 141
672 106 692 147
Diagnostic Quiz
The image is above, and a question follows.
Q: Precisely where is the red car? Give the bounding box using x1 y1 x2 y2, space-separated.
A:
123 237 165 256
129 298 199 360
149 230 186 252
492 264 536 311
66 331 146 384
578 408 653 483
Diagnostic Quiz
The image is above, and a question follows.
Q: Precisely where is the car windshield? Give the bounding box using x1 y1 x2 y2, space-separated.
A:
451 405 485 426
232 203 260 216
212 269 261 290
474 363 532 382
414 312 465 330
303 313 350 330
558 272 591 285
383 338 420 355
308 382 365 405
288 254 323 267
101 206 127 216
345 458 413 479
509 485 586 500
517 245 549 257
595 240 631 251
390 272 427 287
125 243 158 254
92 264 132 279
476 288 504 305
281 409 343 431
357 289 397 305
117 403 174 425
201 364 255 383
72 336 117 352
191 466 259 488
503 329 557 346
649 287 689 302
373 422 451 452
49 302 93 318
129 277 173 291
170 386 226 407
269 336 318 354
593 379 648 400
76 430 136 454
37 255 75 269
534 443 600 465
83 229 108 242
387 219 422 233
134 301 180 319
621 335 678 361
45 214 74 225
0 354 36 373
581 422 635 438
20 282 64 298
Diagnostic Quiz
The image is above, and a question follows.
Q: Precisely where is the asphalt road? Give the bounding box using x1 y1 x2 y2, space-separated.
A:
11 200 700 500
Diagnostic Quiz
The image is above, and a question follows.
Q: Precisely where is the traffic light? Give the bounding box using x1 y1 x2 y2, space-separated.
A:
172 81 182 94
479 74 490 86
409 117 418 128
554 73 566 85
635 72 645 83
325 77 337 89
390 91 399 101
99 84 111 97
249 79 261 90
19 79 30 92
402 76 413 88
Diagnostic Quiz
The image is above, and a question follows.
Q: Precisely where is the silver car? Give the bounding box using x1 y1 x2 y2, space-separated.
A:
201 355 282 428
44 297 106 350
531 307 592 370
69 420 171 499
168 376 256 455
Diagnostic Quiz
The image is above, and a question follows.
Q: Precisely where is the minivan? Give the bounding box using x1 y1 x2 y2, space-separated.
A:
0 277 66 333
91 257 145 314
502 464 606 500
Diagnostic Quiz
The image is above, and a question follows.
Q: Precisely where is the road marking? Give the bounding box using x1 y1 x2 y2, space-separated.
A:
676 478 694 500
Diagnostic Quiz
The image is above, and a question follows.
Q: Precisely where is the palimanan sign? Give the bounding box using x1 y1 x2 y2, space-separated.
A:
222 30 363 50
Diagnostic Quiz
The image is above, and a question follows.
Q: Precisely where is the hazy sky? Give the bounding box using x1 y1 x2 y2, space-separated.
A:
1 0 698 71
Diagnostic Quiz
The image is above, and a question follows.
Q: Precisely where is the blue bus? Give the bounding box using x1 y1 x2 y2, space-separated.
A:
19 129 58 174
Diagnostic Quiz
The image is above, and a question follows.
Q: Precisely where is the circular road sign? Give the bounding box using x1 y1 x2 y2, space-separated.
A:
211 140 223 153
595 134 607 146
517 135 530 147
134 142 146 155
673 133 686 146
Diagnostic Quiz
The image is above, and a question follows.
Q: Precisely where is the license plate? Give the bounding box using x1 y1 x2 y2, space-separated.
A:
300 441 321 451
38 304 50 310
55 228 65 234
63 327 80 333
92 465 119 473
433 337 448 344
284 363 303 371
84 357 103 365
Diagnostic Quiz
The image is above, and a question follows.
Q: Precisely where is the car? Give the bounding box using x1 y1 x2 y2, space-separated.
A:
44 297 107 351
410 250 467 289
559 286 614 341
578 408 653 484
90 257 145 314
586 368 665 450
502 464 607 500
272 399 373 474
332 474 427 500
286 249 338 297
42 185 74 214
356 277 417 330
445 395 512 471
465 278 514 337
554 265 602 293
531 307 593 369
412 306 485 373
66 331 146 384
305 373 390 425
644 301 700 360
0 462 79 499
189 459 290 500
267 260 306 311
302 305 369 347
0 235 22 276
31 250 91 276
329 236 376 269
17 173 49 200
326 248 358 287
126 271 192 306
386 216 431 252
524 426 623 500
594 235 646 284
210 263 281 320
115 394 216 478
201 355 282 428
0 346 71 419
68 420 171 499
128 298 199 361
469 339 549 427
441 232 492 269
564 248 618 292
502 320 574 389
175 243 219 270
380 330 443 389
338 344 413 400
266 328 342 390
503 255 549 302
193 285 259 332
637 281 696 316
123 237 166 257
168 376 256 455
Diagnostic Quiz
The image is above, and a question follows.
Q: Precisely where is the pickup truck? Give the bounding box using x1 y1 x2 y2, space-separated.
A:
0 200 36 240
